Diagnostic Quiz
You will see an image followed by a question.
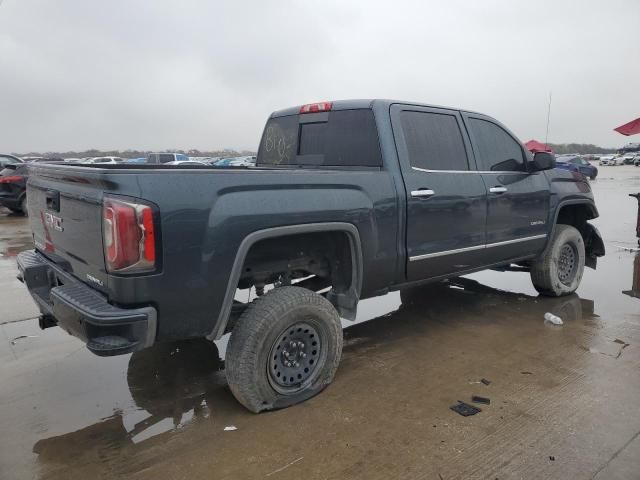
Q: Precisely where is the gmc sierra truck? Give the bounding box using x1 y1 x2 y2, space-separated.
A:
18 99 604 412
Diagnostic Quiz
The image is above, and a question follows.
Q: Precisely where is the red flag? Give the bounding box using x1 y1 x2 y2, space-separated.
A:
614 117 640 136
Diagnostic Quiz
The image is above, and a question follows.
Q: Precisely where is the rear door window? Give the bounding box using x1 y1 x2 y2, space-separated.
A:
159 154 175 164
399 111 469 171
467 118 526 172
257 109 382 167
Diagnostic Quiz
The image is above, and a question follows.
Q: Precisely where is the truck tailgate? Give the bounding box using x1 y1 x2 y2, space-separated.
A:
27 171 107 289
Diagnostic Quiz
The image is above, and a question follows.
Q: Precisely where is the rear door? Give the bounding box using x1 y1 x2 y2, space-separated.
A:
463 114 550 264
391 105 487 281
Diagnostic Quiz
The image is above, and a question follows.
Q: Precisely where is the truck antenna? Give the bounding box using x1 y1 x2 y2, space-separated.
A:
544 91 552 146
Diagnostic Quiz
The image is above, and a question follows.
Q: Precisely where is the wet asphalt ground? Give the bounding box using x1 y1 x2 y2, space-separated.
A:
1 166 639 480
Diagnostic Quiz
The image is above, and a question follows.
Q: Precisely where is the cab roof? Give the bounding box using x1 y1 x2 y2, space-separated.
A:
269 99 484 118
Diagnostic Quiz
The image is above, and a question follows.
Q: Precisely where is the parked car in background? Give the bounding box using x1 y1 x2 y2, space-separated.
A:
22 157 64 163
555 155 598 180
634 155 640 167
599 155 616 166
147 153 189 164
124 157 147 164
165 160 208 166
622 154 636 165
213 156 256 167
0 163 28 214
85 156 124 164
0 154 23 169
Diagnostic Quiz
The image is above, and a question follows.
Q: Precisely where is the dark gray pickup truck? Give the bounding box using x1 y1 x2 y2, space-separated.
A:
18 99 604 412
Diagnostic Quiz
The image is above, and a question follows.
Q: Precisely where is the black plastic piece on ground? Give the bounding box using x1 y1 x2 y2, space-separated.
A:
38 314 57 330
450 401 481 416
481 378 491 385
472 395 491 405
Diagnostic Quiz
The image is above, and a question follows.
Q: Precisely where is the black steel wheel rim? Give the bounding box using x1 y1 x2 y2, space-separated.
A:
558 243 578 285
268 321 323 394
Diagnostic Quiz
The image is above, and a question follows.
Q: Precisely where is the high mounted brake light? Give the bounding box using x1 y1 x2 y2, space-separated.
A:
103 196 157 273
299 102 333 114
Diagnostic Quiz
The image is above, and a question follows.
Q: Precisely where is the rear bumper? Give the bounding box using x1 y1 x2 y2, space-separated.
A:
17 250 156 356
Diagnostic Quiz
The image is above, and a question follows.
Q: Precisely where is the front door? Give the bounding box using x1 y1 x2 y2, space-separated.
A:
463 114 550 264
391 105 488 282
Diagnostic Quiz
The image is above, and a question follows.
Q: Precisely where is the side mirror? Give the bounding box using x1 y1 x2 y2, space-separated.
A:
532 152 555 171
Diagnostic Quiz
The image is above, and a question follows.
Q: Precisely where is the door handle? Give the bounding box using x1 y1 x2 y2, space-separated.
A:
489 186 507 194
411 189 435 198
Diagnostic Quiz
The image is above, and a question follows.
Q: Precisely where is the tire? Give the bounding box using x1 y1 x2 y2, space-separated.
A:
225 286 342 413
20 196 28 216
530 224 585 296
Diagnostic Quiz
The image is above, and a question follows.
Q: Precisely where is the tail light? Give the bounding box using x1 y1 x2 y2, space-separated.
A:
102 196 157 273
0 176 23 184
299 102 333 114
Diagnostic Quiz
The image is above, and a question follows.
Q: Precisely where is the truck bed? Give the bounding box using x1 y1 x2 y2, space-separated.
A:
25 162 399 340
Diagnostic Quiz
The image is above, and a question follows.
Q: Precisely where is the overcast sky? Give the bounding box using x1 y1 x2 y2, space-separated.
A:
1 0 639 153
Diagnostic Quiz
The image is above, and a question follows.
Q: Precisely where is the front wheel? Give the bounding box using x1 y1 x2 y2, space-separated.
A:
530 224 585 296
225 286 343 413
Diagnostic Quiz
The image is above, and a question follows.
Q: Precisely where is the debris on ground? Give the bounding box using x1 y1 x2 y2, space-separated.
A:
223 426 237 431
471 395 491 405
521 371 533 375
549 456 555 461
450 401 481 417
481 378 492 385
544 312 563 325
266 457 304 477
10 335 39 345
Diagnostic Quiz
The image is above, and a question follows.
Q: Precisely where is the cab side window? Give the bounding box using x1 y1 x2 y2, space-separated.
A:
468 118 526 172
400 111 469 171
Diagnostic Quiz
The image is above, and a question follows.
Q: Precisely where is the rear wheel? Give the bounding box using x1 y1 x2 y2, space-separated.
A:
225 286 342 413
531 224 585 296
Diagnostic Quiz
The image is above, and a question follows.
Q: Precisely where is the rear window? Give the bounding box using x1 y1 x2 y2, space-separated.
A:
257 109 382 167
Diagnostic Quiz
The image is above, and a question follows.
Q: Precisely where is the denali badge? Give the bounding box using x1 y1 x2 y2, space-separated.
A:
44 212 64 232
530 220 545 226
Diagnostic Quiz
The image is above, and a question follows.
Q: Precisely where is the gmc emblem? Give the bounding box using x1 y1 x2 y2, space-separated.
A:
44 212 64 232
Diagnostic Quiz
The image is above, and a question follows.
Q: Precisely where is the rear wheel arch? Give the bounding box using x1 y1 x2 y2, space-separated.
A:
208 222 363 340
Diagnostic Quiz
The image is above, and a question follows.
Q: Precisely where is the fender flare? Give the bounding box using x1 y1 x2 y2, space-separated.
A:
207 222 363 340
545 199 598 248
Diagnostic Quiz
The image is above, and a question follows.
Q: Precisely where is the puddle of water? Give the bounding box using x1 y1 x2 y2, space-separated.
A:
0 210 33 257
